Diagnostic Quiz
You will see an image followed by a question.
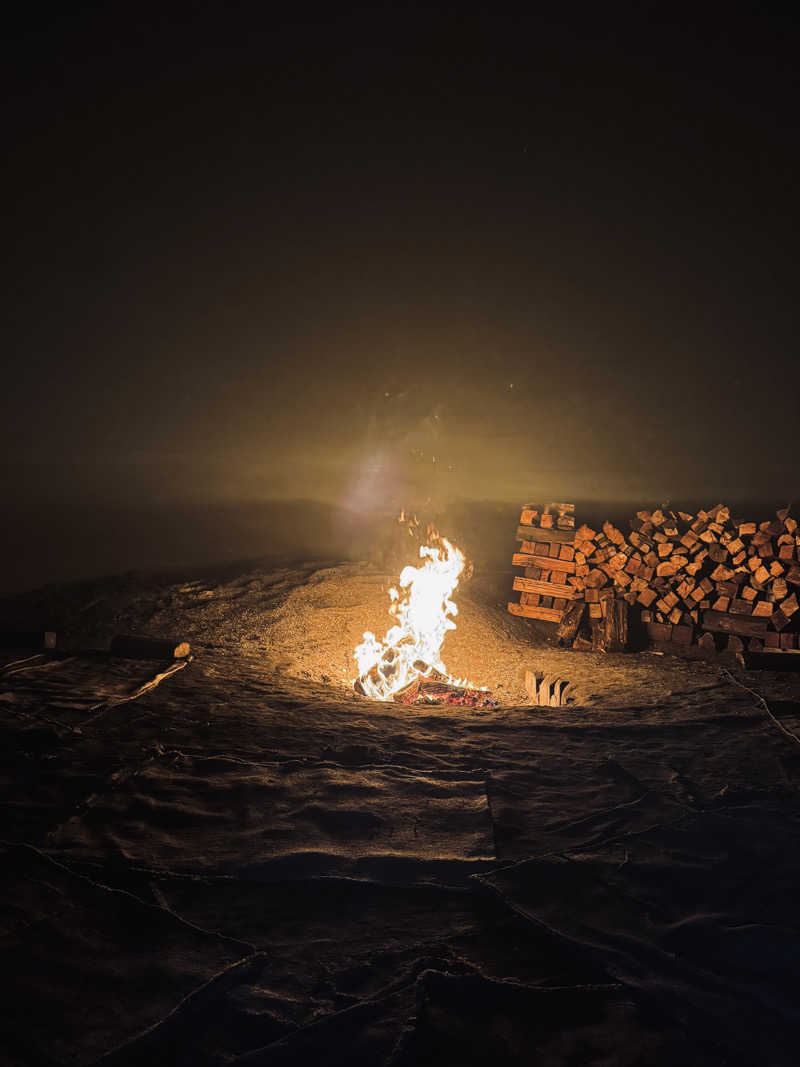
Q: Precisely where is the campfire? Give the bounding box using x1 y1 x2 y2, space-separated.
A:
353 532 493 706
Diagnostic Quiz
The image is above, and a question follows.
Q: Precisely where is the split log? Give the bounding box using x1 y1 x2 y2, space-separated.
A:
556 601 586 645
512 576 576 599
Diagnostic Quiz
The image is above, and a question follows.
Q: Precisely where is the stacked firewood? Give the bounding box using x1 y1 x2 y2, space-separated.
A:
509 502 800 654
630 505 799 652
508 503 577 623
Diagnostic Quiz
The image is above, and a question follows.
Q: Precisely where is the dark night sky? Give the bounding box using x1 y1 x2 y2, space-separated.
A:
3 4 800 585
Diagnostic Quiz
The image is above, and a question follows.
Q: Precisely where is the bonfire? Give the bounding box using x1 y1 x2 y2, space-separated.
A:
353 534 492 705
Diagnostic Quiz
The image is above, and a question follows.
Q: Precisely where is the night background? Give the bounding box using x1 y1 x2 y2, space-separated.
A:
4 4 799 591
5 8 800 1066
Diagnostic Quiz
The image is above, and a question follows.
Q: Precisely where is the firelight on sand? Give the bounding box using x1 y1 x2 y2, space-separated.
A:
354 537 480 700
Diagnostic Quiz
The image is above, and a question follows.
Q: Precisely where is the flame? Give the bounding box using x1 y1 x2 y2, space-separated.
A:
354 536 475 700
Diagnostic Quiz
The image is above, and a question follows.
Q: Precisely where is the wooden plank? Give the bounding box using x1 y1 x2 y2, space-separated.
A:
701 610 768 637
508 601 564 623
516 525 575 545
513 577 576 599
512 553 576 573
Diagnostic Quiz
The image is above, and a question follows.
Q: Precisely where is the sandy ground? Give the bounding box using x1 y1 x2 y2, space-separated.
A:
1 556 763 710
2 558 800 1064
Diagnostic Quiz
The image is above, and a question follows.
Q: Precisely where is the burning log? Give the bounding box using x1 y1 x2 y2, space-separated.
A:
416 679 496 706
353 536 489 701
385 663 496 706
391 675 421 704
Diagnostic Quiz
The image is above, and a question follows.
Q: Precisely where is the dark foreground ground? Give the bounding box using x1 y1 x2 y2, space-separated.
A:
2 559 800 1065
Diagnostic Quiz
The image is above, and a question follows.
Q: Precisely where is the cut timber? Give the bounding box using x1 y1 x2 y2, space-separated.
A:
512 576 576 599
516 525 575 545
512 553 576 573
508 602 563 623
701 610 768 638
110 634 191 660
0 631 56 650
729 599 753 615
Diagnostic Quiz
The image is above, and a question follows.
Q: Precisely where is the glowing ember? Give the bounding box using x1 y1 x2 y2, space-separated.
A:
354 536 479 701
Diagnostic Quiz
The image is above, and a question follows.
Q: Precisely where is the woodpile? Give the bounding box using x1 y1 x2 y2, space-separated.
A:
507 503 576 624
509 502 800 655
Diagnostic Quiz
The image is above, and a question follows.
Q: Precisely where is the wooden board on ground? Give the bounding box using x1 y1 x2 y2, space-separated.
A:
739 650 800 671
